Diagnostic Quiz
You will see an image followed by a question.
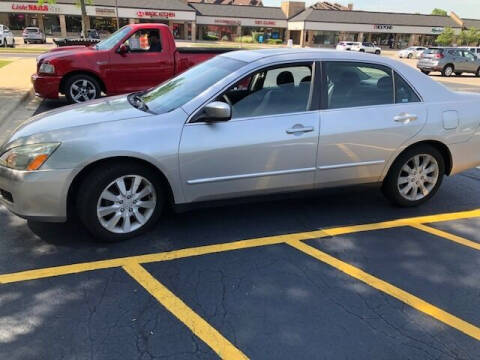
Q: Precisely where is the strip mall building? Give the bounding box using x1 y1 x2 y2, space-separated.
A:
0 0 476 47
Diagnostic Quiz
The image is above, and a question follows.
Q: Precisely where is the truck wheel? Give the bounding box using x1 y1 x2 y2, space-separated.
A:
76 162 164 242
382 145 444 207
442 65 454 77
65 74 101 104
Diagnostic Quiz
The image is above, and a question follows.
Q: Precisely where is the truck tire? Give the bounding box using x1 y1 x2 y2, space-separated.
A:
382 144 444 207
76 161 164 242
65 74 101 104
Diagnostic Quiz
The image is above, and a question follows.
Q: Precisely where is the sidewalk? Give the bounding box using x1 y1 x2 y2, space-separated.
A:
0 57 36 134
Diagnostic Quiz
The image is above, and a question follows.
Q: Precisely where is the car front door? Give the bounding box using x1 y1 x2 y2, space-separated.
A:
108 29 174 94
179 62 320 203
316 61 427 187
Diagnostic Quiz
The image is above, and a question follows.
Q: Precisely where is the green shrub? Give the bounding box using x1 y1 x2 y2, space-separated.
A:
234 36 254 43
267 39 283 45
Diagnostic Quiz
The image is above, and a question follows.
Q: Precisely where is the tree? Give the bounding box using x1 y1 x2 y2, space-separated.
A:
436 27 455 46
38 0 91 38
431 8 448 16
459 27 480 46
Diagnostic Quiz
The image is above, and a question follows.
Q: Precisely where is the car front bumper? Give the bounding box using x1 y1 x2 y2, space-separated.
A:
0 165 75 222
31 73 61 99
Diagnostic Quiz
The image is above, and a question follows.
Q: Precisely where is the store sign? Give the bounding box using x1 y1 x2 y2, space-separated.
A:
136 10 176 19
432 27 444 34
254 20 277 26
214 19 241 26
11 3 60 13
373 24 393 30
95 7 116 16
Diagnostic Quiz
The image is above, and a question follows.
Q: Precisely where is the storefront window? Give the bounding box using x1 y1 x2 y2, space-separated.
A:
43 14 60 35
8 13 26 30
312 31 338 46
200 25 236 41
241 26 283 43
90 16 117 35
66 15 81 34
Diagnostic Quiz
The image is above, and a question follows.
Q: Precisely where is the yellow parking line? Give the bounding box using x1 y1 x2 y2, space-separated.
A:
123 261 248 360
0 208 479 285
411 224 480 251
287 239 480 341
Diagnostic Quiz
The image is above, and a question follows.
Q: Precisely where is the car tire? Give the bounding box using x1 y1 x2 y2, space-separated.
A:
421 70 430 75
407 53 413 59
76 161 164 242
359 49 365 52
375 50 381 55
476 67 480 77
382 144 445 207
65 74 101 104
442 65 454 77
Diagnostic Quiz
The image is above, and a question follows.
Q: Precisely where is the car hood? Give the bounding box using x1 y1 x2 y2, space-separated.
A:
5 95 151 146
38 46 95 62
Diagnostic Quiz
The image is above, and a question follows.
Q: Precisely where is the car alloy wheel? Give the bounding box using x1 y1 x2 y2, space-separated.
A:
96 175 157 234
443 65 453 77
397 154 439 201
70 79 97 103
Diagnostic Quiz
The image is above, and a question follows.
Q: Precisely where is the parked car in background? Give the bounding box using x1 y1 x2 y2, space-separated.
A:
336 41 359 51
0 25 14 47
23 27 46 44
86 29 100 39
33 23 237 104
398 46 426 59
418 47 480 77
351 42 381 55
3 49 480 241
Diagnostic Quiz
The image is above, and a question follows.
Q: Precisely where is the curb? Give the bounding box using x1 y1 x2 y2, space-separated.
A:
0 88 34 126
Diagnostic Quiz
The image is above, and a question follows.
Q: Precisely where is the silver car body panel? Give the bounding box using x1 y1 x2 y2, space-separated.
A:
1 49 480 221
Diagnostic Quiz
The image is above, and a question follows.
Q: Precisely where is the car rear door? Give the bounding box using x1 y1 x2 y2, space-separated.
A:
316 61 427 187
461 50 478 73
179 62 320 203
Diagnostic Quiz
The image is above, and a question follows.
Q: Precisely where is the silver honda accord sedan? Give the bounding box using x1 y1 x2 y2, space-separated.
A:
1 49 480 241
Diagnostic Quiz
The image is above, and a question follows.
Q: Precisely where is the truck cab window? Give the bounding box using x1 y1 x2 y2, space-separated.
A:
124 30 162 52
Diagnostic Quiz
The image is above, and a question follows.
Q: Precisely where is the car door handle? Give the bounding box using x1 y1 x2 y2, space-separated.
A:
286 125 314 134
394 113 418 123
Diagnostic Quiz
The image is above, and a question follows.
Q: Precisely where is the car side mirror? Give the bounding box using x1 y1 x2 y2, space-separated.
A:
117 44 129 55
202 101 231 122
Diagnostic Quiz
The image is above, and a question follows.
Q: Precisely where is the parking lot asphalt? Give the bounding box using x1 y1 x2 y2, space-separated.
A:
2 64 480 359
1 167 480 359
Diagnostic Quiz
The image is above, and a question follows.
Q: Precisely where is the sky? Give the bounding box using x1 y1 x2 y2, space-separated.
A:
262 0 480 19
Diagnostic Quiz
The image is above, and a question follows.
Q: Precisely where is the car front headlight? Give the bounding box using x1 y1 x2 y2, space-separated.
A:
39 62 55 74
0 143 60 171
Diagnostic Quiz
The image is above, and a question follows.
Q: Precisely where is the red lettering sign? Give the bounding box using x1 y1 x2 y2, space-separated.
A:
254 20 277 26
136 10 176 18
12 4 49 12
214 19 241 25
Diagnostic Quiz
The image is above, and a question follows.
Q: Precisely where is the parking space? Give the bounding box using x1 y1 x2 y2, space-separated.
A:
1 179 480 358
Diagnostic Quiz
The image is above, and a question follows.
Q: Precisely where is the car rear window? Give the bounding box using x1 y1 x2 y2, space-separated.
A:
424 48 443 54
25 28 39 32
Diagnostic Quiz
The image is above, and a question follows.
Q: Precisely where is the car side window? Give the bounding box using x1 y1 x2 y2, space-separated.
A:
220 63 313 119
394 72 420 104
463 51 476 61
123 29 162 52
325 62 393 109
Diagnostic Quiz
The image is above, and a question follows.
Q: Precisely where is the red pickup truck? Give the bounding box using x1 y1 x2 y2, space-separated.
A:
32 23 235 103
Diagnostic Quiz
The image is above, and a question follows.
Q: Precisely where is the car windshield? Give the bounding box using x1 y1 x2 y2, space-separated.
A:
95 26 131 50
139 56 246 114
